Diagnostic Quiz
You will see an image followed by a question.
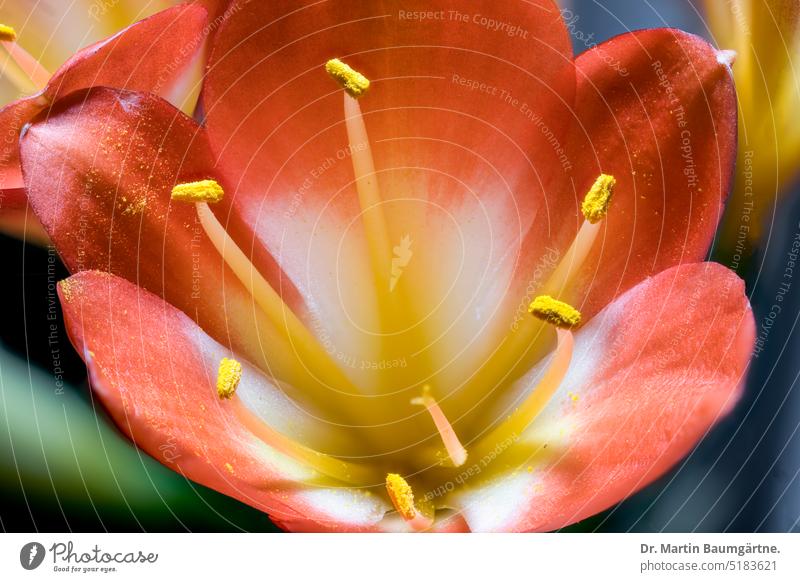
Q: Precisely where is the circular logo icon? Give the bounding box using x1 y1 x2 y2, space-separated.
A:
19 542 46 570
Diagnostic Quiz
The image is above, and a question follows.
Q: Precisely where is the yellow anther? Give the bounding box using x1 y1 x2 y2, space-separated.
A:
581 174 616 224
216 357 242 399
325 58 370 99
385 473 417 521
528 295 581 328
171 179 224 204
0 24 17 42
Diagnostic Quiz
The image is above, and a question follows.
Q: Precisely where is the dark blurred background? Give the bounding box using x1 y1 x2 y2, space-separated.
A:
1 0 798 532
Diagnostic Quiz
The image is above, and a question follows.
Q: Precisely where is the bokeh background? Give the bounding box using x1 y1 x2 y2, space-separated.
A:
1 0 798 532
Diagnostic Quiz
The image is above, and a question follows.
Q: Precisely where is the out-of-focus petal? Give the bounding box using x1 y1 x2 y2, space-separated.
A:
0 0 175 75
709 0 800 252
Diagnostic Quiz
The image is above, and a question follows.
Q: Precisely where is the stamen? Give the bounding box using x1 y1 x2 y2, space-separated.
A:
542 174 616 295
471 327 575 460
326 58 370 99
0 24 17 42
581 174 616 224
385 473 434 530
0 27 50 91
216 357 242 399
528 295 581 329
172 179 225 204
385 473 415 520
445 177 613 415
195 202 365 398
411 386 468 467
541 222 600 297
343 91 393 285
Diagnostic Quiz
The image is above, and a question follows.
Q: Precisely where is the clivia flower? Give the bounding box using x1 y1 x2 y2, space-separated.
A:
5 1 754 531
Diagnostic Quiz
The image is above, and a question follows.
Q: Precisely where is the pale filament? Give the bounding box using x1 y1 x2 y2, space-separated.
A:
343 94 393 286
484 201 606 387
486 218 600 373
1 37 50 92
470 327 574 460
196 202 364 398
541 220 602 297
503 217 602 362
412 386 468 467
407 512 434 531
340 90 435 407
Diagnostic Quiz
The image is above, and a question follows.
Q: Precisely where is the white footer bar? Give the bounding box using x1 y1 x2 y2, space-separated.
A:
1 533 797 581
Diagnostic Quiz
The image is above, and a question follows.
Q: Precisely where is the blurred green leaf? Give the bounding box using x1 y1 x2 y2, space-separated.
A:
0 346 278 531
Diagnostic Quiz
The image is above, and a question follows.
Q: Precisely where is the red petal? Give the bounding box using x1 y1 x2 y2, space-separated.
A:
566 29 737 317
455 262 754 532
20 86 290 382
0 3 208 191
58 270 388 531
203 0 574 211
196 0 234 19
0 97 49 191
